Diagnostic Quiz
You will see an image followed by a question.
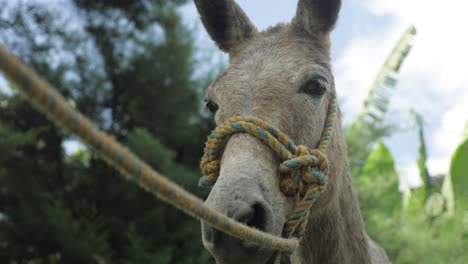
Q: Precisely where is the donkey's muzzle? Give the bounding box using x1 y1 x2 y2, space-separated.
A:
202 198 276 263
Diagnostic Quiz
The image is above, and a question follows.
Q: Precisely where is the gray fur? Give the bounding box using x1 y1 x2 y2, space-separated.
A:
196 1 389 263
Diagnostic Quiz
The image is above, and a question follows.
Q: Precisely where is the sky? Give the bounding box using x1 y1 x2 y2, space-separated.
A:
1 0 467 188
181 0 468 187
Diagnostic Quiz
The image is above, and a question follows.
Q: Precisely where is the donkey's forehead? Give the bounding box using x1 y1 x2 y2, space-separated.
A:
208 26 332 96
235 26 330 69
206 26 334 129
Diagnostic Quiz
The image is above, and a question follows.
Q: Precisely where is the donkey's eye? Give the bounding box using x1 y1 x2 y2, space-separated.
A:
205 100 219 114
300 79 327 97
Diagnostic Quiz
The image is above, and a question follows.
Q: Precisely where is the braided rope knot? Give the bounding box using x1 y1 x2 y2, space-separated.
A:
199 94 337 239
279 147 330 238
279 147 329 197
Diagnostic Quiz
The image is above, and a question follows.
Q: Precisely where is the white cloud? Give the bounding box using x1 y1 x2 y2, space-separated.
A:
335 0 468 182
399 163 423 189
333 24 406 123
429 91 468 174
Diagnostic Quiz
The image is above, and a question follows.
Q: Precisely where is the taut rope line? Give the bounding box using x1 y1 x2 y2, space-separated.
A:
0 46 337 253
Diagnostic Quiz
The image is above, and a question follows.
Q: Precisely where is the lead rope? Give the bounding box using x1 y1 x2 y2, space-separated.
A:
0 45 336 254
200 95 337 239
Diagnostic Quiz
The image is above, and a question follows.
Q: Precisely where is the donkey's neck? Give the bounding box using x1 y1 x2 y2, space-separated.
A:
291 170 372 264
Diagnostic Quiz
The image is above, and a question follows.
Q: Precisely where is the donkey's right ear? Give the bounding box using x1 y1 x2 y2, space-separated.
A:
194 0 257 53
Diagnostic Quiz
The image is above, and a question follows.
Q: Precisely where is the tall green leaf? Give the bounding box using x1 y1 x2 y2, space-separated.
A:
347 25 417 177
414 111 431 196
450 131 468 206
356 141 401 218
440 170 455 216
408 110 433 213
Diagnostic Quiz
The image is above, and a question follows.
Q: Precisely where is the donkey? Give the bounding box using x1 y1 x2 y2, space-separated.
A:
194 0 389 263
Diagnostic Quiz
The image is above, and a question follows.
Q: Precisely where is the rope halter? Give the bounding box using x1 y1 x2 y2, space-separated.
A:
200 93 338 239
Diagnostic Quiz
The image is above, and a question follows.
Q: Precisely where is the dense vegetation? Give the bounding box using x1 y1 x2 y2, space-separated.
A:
346 27 467 263
0 1 466 263
0 1 213 263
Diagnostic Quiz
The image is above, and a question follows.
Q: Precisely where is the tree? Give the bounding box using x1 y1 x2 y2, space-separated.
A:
0 1 214 263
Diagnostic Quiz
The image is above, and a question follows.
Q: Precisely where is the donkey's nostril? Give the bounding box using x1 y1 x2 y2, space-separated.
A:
232 202 254 223
233 202 267 231
202 200 272 247
247 203 268 231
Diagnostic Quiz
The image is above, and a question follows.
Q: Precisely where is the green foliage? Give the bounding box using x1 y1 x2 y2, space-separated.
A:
0 123 37 160
405 110 432 215
124 229 172 264
356 141 401 218
347 26 467 263
43 200 112 262
368 211 467 264
68 149 92 168
349 130 468 264
354 141 468 263
0 1 213 263
126 128 176 173
450 135 468 204
440 170 455 215
414 111 432 197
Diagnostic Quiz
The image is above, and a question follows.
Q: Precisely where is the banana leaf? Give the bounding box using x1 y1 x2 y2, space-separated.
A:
347 25 417 177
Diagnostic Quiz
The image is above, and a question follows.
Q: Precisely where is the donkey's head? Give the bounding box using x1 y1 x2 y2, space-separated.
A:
196 1 344 263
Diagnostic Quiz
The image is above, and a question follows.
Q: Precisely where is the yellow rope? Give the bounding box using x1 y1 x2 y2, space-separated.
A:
200 97 337 238
0 45 337 252
0 45 299 253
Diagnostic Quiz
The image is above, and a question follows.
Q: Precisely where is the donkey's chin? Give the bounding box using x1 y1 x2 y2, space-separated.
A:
202 234 280 264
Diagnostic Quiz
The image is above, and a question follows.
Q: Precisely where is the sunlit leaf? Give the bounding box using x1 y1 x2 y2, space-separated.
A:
441 171 455 216
450 135 468 205
356 141 401 215
347 25 417 177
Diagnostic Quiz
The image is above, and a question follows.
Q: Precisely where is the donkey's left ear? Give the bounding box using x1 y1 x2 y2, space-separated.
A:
293 0 341 34
194 0 257 53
